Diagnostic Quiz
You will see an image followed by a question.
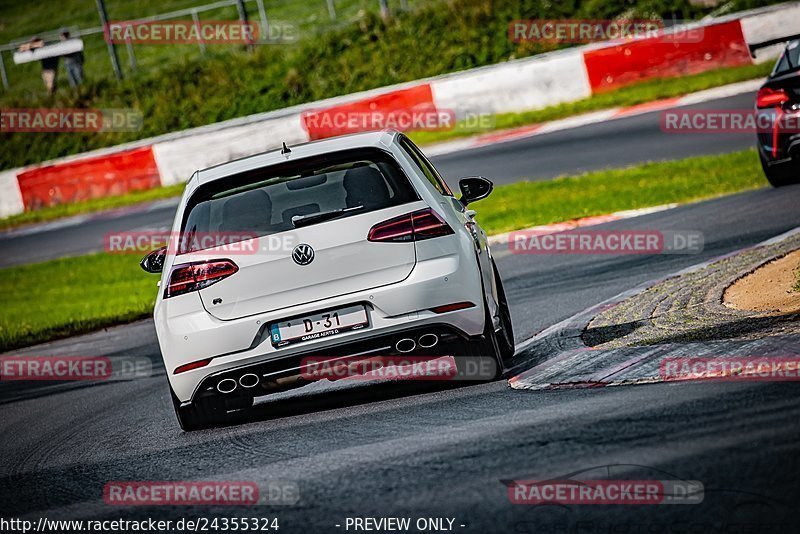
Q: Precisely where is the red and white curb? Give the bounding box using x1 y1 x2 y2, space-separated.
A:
506 225 800 390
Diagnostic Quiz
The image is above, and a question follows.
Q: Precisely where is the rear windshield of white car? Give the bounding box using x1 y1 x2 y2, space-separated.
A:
179 148 419 253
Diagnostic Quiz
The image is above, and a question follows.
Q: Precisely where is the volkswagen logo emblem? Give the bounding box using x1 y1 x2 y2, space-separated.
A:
292 244 315 266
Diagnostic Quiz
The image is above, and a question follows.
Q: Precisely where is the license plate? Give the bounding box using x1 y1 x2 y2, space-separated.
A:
269 305 369 347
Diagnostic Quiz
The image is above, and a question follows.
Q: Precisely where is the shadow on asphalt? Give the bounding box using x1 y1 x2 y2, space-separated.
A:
221 378 483 428
582 319 648 347
583 312 800 348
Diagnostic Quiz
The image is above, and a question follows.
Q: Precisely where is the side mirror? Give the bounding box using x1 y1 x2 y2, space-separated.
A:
458 176 493 206
140 246 167 274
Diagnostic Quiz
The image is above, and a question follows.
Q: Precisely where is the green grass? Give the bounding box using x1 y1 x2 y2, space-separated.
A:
0 182 185 230
0 253 157 351
471 149 765 235
0 148 768 351
409 62 774 145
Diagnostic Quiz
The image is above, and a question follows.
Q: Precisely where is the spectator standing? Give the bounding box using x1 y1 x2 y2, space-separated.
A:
60 29 84 88
18 37 58 94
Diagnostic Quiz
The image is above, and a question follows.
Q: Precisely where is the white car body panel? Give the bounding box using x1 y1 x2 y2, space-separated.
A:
194 201 423 321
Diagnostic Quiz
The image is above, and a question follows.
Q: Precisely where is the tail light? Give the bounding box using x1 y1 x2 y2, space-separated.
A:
164 259 238 299
431 302 475 314
174 358 213 375
756 87 790 109
368 208 454 243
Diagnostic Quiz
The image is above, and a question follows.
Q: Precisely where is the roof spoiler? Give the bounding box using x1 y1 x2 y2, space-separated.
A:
749 33 800 58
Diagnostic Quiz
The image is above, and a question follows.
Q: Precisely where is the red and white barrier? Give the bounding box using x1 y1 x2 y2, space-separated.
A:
582 20 751 93
0 170 24 217
153 113 309 186
1 3 798 219
431 49 591 116
16 146 160 210
301 85 438 140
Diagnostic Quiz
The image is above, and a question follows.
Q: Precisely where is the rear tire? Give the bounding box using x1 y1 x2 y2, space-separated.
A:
459 325 502 381
492 258 515 364
458 260 514 381
760 152 799 187
170 389 226 432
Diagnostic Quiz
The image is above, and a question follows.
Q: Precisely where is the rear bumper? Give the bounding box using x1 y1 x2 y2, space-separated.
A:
188 323 479 405
156 252 486 402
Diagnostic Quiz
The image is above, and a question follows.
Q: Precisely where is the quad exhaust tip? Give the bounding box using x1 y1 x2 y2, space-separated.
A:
222 334 439 391
396 333 439 353
418 333 439 348
217 378 238 394
396 338 416 353
239 373 260 388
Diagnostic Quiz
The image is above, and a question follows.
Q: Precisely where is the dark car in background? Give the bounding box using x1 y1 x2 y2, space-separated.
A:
756 37 800 187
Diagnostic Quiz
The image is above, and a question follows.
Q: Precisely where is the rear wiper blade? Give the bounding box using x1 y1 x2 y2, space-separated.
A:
292 205 363 228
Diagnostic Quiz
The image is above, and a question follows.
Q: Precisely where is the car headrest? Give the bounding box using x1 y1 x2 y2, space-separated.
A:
219 189 273 233
342 166 392 209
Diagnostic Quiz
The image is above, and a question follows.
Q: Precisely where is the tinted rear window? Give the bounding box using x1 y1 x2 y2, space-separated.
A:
180 148 418 253
773 40 800 76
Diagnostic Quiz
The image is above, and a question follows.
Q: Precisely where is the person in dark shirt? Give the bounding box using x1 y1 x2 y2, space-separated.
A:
41 54 59 94
18 37 58 94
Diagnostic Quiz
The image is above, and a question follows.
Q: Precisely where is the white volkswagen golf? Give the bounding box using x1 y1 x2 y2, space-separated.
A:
141 129 514 430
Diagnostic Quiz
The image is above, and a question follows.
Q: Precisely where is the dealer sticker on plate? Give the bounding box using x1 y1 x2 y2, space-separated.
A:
269 305 369 347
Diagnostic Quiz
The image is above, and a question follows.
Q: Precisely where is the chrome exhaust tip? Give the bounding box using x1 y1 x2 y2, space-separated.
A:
217 378 238 394
418 333 439 348
239 373 260 388
396 338 416 353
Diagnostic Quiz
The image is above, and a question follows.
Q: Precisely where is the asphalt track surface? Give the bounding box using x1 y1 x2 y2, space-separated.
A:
0 91 757 268
433 92 756 187
3 89 800 532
